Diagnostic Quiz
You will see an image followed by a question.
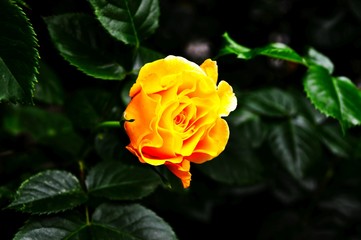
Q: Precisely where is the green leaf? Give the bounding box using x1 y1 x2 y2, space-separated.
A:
91 203 178 240
13 213 87 240
303 65 361 131
0 0 39 103
268 116 322 180
3 105 84 156
305 47 334 74
218 32 251 58
133 46 164 71
120 78 134 106
198 113 265 185
94 129 134 163
14 203 178 240
219 32 306 65
253 43 306 64
86 161 161 200
89 0 160 46
44 13 128 80
0 186 13 202
34 60 64 105
319 123 353 158
65 89 116 130
243 88 298 118
8 170 87 214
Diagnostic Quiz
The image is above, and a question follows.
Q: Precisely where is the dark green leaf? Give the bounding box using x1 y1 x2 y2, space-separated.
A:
268 116 322 179
13 213 87 240
3 105 84 156
0 186 13 202
350 0 361 22
89 0 160 46
65 89 117 130
219 32 306 65
243 88 298 118
132 46 164 71
8 170 87 214
14 203 178 240
0 0 39 103
94 128 134 164
86 161 161 200
91 203 178 240
303 65 361 131
319 123 353 158
44 13 128 80
120 79 134 106
34 60 64 105
198 115 265 185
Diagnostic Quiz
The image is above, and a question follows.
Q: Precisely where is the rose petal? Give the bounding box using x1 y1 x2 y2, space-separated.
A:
165 160 191 188
124 90 160 147
217 80 237 117
200 59 218 84
188 118 230 163
134 56 204 95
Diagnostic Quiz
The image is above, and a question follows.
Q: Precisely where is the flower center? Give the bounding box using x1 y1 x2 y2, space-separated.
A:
174 111 186 126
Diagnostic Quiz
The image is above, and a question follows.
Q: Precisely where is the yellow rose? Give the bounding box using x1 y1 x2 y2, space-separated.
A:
124 55 237 188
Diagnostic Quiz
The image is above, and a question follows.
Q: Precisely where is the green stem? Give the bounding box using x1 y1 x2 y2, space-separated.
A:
85 205 90 225
97 121 121 128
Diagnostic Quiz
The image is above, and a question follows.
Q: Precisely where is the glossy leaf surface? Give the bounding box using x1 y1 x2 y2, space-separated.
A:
8 170 87 214
0 0 39 103
89 0 160 46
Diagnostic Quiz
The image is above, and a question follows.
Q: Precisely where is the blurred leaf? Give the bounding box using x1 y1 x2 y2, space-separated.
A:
65 89 117 130
307 11 358 48
89 0 160 46
219 32 306 65
14 203 178 240
0 0 39 104
227 106 259 126
0 186 13 204
3 105 84 156
150 164 185 191
243 88 298 118
268 116 322 179
132 46 164 71
86 161 161 200
199 112 265 185
349 0 361 22
319 123 353 158
237 115 266 148
319 194 361 219
8 170 87 214
94 129 125 161
34 60 64 105
44 13 129 80
94 128 134 166
303 65 361 131
120 78 134 106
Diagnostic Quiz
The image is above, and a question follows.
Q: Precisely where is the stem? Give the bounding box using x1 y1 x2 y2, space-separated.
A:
97 121 121 129
85 205 90 225
78 159 86 186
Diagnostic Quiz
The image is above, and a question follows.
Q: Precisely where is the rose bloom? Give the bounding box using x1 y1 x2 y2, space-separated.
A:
124 55 237 188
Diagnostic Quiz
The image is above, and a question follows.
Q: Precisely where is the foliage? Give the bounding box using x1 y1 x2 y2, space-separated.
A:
2 0 361 239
